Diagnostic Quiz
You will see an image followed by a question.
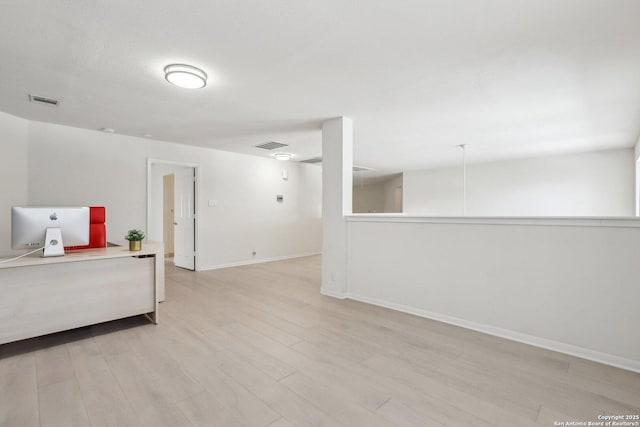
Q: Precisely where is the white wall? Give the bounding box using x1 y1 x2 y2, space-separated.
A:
634 136 640 216
1 115 322 267
404 149 634 216
353 174 403 213
27 121 148 242
0 112 29 255
347 216 640 372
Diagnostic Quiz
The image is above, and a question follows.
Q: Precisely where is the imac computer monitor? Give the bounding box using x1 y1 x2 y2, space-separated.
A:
11 206 90 257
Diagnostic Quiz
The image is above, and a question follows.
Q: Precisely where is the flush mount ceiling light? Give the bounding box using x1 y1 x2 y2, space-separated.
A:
164 64 207 89
273 153 292 161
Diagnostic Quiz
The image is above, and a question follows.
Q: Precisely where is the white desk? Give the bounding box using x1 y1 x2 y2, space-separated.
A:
0 242 163 345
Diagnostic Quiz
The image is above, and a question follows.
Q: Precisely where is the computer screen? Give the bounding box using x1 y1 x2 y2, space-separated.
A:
11 206 90 256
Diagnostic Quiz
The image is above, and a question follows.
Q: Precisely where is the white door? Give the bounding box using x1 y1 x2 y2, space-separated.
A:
173 167 195 270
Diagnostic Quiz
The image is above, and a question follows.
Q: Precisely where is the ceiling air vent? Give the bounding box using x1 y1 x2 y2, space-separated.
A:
300 157 322 164
28 94 61 106
254 141 288 150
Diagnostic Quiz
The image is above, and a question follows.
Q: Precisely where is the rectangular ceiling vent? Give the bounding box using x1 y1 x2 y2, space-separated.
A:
28 94 61 106
254 141 288 150
353 165 375 172
300 157 322 164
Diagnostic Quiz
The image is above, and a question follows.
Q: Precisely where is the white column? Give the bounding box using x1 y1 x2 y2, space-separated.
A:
321 117 353 298
635 136 640 216
0 112 29 256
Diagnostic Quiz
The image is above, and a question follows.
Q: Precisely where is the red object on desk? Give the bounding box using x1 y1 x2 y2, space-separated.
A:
65 206 106 250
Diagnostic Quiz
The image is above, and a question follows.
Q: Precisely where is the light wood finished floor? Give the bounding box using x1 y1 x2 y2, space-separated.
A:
1 255 639 426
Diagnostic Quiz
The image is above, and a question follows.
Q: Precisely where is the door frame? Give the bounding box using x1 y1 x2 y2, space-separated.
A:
146 158 200 271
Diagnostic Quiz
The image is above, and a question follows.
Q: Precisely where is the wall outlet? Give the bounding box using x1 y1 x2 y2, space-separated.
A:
208 199 217 207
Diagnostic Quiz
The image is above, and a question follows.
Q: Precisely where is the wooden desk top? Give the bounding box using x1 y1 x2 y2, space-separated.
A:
0 241 164 269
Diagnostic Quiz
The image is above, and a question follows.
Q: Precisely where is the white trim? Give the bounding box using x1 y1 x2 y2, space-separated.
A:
323 292 640 373
146 158 200 169
199 252 320 272
320 287 348 299
346 214 640 228
146 158 200 271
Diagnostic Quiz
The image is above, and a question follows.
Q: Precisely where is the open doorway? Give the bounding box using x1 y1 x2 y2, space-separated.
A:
163 174 175 257
147 159 198 271
394 185 403 212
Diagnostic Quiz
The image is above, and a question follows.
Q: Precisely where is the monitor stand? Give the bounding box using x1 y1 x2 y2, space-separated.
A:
43 228 65 257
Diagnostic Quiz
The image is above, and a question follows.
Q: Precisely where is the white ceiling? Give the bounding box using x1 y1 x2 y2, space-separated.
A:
1 0 639 180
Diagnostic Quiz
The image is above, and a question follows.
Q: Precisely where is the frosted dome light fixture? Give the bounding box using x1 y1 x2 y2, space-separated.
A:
273 153 292 161
164 64 207 89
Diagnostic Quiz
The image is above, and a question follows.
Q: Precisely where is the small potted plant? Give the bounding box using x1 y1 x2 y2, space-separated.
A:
125 229 145 251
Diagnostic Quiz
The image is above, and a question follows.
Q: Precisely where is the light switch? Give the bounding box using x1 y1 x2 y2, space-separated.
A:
208 199 217 207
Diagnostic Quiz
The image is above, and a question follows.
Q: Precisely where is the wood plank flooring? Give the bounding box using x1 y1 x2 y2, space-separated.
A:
1 255 638 426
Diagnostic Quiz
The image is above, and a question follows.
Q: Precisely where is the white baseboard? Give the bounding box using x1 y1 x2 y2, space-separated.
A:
337 292 640 374
199 252 320 271
320 287 348 299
